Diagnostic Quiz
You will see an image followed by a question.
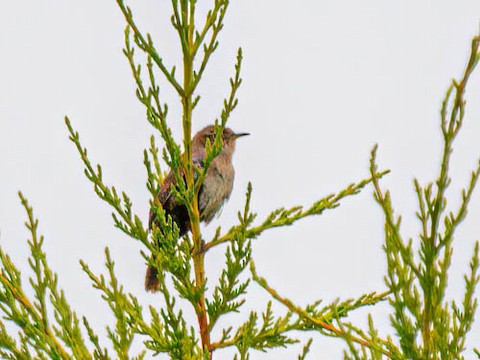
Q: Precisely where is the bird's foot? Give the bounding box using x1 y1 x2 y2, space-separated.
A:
191 240 206 255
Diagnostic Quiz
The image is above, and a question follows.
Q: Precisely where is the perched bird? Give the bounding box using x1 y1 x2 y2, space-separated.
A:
145 125 249 292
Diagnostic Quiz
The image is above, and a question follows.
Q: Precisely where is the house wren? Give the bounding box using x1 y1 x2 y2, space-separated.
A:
145 125 249 292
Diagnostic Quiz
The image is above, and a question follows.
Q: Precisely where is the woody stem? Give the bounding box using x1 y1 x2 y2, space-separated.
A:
179 1 211 356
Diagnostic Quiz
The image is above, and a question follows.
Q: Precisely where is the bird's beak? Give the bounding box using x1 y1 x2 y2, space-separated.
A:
234 132 250 139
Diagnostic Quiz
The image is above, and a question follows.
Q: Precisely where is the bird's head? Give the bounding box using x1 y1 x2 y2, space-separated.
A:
193 125 249 156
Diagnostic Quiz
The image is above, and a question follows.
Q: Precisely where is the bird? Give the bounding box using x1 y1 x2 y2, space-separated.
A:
145 125 249 292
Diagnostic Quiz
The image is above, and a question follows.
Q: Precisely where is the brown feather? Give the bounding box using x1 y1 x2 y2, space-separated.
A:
145 125 248 292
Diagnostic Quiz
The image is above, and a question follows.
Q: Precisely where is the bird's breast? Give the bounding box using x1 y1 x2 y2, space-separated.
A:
198 161 235 223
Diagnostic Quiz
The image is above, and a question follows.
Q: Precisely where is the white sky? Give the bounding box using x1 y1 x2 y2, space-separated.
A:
2 0 480 358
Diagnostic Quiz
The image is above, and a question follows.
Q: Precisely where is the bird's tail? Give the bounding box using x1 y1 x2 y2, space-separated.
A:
145 265 159 292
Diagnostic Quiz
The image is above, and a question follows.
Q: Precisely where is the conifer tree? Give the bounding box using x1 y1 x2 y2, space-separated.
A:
1 1 480 359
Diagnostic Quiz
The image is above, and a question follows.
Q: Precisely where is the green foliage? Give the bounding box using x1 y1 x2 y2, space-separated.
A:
0 194 91 360
1 1 480 359
335 32 480 359
65 0 388 358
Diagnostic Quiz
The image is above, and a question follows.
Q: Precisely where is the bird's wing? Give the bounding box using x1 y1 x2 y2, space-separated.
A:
149 157 205 229
149 170 176 229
